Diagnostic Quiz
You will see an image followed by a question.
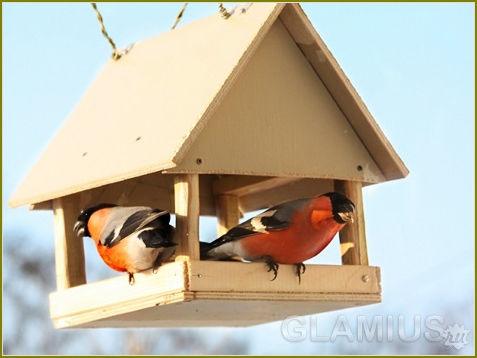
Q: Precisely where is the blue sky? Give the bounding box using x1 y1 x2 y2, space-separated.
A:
3 2 475 355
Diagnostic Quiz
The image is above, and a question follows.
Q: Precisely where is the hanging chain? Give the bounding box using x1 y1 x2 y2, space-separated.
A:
218 3 231 19
171 3 188 30
90 3 239 59
91 3 121 60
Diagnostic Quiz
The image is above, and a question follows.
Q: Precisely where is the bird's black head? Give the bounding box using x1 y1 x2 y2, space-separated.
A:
323 192 356 224
73 203 117 237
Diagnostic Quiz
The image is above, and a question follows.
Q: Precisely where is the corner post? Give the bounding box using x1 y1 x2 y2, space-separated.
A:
52 195 87 290
215 194 240 237
334 180 369 265
174 174 200 261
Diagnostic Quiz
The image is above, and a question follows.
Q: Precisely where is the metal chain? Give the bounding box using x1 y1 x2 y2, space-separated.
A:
218 3 231 19
91 2 237 60
171 3 188 30
91 3 120 60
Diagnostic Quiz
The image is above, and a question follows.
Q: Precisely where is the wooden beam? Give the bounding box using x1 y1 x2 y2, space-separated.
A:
215 194 240 237
187 261 378 293
52 195 87 290
213 175 301 197
334 180 369 265
29 200 53 210
49 262 381 329
174 174 200 261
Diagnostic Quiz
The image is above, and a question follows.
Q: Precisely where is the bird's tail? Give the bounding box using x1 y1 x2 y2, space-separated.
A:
139 226 177 249
199 241 213 260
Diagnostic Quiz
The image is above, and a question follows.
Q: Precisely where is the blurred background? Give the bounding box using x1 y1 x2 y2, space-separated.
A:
3 2 474 355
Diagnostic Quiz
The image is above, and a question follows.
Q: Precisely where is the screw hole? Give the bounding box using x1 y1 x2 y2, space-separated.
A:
357 165 363 171
196 158 202 165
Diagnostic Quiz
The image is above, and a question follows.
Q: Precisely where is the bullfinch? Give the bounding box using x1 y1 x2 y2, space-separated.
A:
200 192 355 283
74 203 176 284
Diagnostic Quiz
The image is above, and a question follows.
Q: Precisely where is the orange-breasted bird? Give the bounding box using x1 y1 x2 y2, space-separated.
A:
74 203 176 284
200 192 355 283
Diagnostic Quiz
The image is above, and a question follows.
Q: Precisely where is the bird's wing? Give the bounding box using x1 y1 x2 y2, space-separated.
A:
209 198 312 247
101 207 170 247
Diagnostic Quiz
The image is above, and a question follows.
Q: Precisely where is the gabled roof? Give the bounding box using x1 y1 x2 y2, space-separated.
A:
9 3 408 208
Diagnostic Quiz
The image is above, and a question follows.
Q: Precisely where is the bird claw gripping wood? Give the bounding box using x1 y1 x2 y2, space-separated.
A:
295 263 306 284
264 256 279 281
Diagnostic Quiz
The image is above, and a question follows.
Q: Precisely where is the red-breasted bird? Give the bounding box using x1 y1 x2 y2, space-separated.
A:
200 192 355 283
74 203 176 284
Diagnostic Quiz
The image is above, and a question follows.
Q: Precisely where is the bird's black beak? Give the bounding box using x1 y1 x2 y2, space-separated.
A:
73 220 86 237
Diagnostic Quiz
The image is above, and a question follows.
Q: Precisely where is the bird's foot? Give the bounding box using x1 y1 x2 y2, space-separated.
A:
128 272 135 285
264 256 279 281
295 263 306 284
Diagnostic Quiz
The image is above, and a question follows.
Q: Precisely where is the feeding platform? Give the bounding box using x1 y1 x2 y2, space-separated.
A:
8 3 407 329
50 261 381 328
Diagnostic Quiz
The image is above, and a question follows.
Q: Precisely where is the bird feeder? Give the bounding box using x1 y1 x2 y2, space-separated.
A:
8 3 408 329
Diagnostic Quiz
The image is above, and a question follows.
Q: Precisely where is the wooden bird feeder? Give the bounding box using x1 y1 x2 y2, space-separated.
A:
8 3 408 329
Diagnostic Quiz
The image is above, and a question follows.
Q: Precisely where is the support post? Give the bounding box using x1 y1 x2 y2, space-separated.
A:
52 195 87 290
174 174 200 261
334 180 369 265
215 194 240 237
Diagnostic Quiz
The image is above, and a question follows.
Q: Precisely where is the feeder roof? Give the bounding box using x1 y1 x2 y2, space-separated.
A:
9 3 408 209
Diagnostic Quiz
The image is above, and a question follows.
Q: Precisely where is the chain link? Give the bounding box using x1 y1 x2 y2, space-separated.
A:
91 3 120 60
218 3 231 19
171 3 188 30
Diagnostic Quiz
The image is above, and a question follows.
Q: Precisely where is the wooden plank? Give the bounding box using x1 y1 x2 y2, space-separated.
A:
52 195 86 290
171 3 285 164
8 4 283 209
197 174 219 216
74 172 218 216
238 177 334 213
75 295 380 328
49 262 381 329
29 200 52 210
95 176 140 206
215 194 240 236
279 4 409 181
334 180 369 265
188 261 379 294
127 180 175 211
174 174 200 261
170 19 385 184
49 261 188 326
213 175 301 196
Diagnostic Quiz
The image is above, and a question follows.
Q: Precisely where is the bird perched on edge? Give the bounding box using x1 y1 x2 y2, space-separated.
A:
74 203 176 284
200 192 355 283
